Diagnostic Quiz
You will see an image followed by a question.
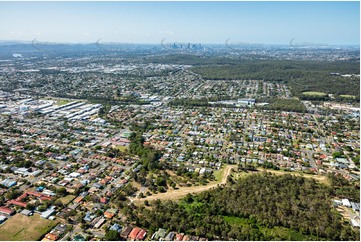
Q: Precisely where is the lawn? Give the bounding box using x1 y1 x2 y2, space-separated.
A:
57 99 72 106
116 145 128 152
57 194 76 206
302 91 327 96
0 213 58 241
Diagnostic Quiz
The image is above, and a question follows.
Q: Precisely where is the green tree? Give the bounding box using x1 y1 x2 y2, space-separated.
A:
104 229 121 241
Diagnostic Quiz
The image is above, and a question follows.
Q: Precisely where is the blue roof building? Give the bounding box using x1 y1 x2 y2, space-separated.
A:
0 178 17 188
109 223 122 232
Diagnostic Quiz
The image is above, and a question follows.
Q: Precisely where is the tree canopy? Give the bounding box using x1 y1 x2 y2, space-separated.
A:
128 172 359 241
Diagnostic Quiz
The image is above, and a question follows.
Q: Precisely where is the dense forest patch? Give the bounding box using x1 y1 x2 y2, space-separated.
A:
191 60 360 100
129 172 359 241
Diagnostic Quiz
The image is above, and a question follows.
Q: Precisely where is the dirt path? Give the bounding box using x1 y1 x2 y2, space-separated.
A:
133 165 236 204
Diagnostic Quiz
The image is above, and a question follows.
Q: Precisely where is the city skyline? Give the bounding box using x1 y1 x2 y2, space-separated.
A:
0 1 359 45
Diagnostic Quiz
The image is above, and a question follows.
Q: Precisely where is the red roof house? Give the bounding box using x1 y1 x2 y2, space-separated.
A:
136 229 147 241
128 227 141 240
0 206 15 215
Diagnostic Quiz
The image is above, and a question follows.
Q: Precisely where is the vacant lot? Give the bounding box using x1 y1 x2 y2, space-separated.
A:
57 195 76 206
0 213 58 241
302 91 327 96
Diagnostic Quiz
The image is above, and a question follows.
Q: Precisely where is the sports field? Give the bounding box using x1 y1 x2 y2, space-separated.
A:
0 213 58 241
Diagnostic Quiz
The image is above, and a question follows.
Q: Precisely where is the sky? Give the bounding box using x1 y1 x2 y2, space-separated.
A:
0 1 359 45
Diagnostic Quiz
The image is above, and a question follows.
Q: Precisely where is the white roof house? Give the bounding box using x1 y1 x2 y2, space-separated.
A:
351 219 360 227
41 206 56 219
342 199 351 207
69 172 81 178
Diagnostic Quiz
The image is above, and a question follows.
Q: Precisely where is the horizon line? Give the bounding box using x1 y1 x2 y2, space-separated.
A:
0 39 360 47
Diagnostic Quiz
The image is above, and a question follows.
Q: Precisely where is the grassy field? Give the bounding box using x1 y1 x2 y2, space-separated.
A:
302 91 327 96
116 145 128 152
213 167 225 182
230 170 257 180
229 168 330 185
57 99 72 106
57 194 75 206
0 213 58 241
339 94 356 99
257 168 330 185
43 97 75 106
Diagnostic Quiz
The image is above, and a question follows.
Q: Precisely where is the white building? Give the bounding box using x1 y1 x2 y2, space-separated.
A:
41 206 56 219
342 199 351 207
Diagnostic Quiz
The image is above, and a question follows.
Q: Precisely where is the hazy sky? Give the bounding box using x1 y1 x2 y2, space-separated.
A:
0 1 359 45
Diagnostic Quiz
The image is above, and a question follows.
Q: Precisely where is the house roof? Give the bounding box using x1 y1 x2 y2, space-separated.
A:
120 226 133 238
74 196 84 203
109 223 122 232
104 208 117 218
0 206 15 214
9 200 27 207
104 211 114 219
175 233 184 241
182 235 190 241
153 228 167 239
136 229 147 240
45 233 59 241
41 238 53 241
20 209 32 215
128 227 141 239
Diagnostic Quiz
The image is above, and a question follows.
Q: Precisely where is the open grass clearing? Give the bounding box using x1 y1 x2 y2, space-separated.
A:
256 168 330 185
230 168 329 185
339 94 356 99
116 145 128 152
43 97 78 106
302 91 327 96
0 213 58 241
213 167 225 182
56 99 72 106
